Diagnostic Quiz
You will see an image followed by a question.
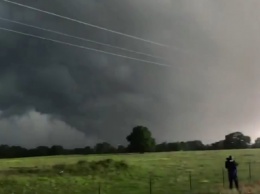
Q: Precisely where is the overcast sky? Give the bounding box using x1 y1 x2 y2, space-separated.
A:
0 0 260 148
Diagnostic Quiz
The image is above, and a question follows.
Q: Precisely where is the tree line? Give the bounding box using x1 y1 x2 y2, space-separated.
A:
0 126 260 158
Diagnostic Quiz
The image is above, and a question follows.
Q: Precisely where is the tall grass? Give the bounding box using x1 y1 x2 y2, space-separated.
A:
0 150 259 193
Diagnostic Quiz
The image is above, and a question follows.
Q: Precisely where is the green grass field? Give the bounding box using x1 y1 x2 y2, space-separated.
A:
0 149 260 194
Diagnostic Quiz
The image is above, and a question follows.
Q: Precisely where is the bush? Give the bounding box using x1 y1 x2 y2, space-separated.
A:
51 159 129 175
5 159 129 176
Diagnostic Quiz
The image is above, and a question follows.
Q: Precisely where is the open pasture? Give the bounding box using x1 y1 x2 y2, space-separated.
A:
0 149 260 193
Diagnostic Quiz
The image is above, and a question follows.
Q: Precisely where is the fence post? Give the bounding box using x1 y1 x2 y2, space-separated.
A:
189 171 192 191
248 162 252 182
222 168 225 187
98 182 101 194
149 174 152 194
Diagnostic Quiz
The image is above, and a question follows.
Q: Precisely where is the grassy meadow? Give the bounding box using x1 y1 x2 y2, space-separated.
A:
0 149 260 193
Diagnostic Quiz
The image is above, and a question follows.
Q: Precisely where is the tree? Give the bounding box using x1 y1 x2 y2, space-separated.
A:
185 140 205 151
179 141 187 151
167 142 181 151
94 142 115 154
126 126 156 153
34 146 50 156
210 140 224 150
49 145 64 155
160 142 181 151
223 132 251 149
252 137 260 148
155 142 169 152
117 145 126 153
84 146 94 154
8 146 28 158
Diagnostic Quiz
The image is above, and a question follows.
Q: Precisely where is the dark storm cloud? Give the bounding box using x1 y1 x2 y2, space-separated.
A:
0 0 259 147
0 0 181 147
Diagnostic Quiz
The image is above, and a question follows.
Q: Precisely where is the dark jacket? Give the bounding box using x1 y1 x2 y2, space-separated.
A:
225 158 238 174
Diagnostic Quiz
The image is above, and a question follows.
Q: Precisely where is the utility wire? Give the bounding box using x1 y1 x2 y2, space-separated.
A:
2 0 170 48
0 16 165 60
0 27 170 67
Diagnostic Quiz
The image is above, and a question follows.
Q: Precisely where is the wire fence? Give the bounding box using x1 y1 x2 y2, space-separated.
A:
81 161 260 194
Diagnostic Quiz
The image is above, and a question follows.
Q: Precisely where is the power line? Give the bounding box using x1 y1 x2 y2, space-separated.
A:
0 27 170 67
2 0 170 48
0 16 165 61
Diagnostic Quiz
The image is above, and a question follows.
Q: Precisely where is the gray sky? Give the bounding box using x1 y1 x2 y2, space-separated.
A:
0 0 260 148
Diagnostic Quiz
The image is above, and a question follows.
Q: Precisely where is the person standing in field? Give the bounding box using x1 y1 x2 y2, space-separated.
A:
225 155 239 190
